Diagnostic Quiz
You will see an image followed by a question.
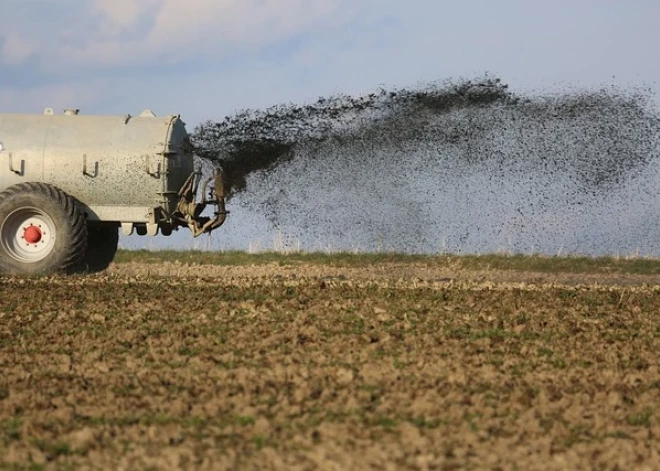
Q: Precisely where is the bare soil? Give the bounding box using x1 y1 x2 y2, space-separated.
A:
1 260 659 470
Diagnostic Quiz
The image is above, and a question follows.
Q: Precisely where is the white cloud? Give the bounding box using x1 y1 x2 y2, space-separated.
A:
91 0 159 36
1 0 349 69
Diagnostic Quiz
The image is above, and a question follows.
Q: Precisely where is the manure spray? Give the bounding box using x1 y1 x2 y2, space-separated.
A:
191 76 660 255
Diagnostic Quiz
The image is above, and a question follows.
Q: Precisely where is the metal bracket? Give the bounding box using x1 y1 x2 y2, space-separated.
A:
145 156 162 178
146 223 159 236
8 152 24 176
174 168 228 237
83 154 98 177
147 208 159 225
121 223 134 236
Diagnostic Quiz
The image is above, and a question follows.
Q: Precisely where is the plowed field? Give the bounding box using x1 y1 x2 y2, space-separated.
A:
1 255 660 470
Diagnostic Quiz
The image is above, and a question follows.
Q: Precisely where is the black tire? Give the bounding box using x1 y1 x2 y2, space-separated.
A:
83 226 119 272
0 182 87 275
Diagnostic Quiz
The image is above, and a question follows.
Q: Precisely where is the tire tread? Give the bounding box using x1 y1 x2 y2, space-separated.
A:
0 182 87 274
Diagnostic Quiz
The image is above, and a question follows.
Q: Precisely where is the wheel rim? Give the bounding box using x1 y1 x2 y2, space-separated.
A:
1 207 56 264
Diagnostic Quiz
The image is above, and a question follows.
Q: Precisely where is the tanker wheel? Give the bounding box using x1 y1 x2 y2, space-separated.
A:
0 182 87 275
83 226 119 272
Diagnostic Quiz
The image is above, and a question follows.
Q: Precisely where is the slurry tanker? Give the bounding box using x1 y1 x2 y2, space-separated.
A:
0 108 227 275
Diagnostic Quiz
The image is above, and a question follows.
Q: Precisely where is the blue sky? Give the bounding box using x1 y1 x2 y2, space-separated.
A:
2 0 660 252
2 0 659 126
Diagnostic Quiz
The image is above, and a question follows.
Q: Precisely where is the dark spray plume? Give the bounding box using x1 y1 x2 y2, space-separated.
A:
191 76 660 255
191 77 518 197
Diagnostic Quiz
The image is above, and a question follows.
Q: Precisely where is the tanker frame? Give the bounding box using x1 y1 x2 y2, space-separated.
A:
0 108 227 275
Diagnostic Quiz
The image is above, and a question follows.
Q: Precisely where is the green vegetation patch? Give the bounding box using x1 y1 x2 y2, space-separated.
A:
113 249 660 275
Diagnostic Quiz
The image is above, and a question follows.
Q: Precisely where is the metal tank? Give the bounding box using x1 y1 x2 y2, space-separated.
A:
0 108 227 275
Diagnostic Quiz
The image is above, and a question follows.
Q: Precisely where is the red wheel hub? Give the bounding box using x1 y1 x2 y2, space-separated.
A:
24 226 42 244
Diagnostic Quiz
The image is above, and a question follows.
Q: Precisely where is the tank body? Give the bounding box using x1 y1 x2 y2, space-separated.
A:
0 109 193 224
